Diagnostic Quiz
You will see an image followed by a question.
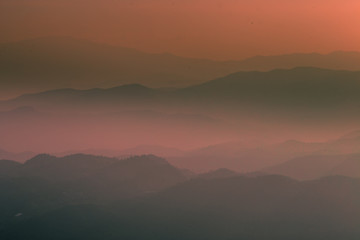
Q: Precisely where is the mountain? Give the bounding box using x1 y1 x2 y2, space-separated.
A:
2 175 359 240
330 155 360 178
235 51 360 71
0 104 233 154
1 153 189 201
0 37 242 99
0 154 190 225
178 67 360 111
168 129 360 174
0 160 22 178
327 130 360 154
0 177 73 227
56 145 186 159
2 68 360 167
236 129 360 179
2 37 360 100
78 155 189 202
22 154 118 182
265 154 349 180
264 131 360 179
0 148 37 163
117 145 185 158
2 84 160 110
4 67 360 115
339 129 360 140
168 139 327 172
197 168 239 179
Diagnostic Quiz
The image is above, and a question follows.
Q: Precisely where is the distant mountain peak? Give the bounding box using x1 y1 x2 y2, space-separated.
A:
25 154 57 165
339 129 360 140
109 83 152 92
121 154 170 166
198 168 239 179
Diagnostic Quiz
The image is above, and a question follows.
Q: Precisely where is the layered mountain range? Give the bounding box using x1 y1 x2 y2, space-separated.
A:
1 37 360 99
0 153 359 240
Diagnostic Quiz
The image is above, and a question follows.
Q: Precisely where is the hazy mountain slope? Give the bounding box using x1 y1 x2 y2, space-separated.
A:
330 155 360 178
263 130 360 179
326 133 360 154
55 145 185 159
236 51 360 71
2 68 360 170
0 37 241 99
197 168 239 179
168 139 327 172
4 67 360 115
2 84 160 111
1 37 360 100
168 132 360 174
178 67 360 110
0 105 233 153
265 154 349 180
117 145 185 158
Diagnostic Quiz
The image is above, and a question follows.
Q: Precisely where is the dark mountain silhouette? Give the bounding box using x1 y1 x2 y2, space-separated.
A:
1 153 189 198
0 149 37 163
22 154 118 182
0 177 74 227
0 160 22 178
1 175 359 240
78 155 188 202
0 154 190 225
178 67 360 113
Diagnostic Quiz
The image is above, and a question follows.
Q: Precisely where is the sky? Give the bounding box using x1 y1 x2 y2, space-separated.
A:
0 0 359 60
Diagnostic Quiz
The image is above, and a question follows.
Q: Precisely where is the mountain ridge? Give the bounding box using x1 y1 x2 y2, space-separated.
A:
1 36 360 99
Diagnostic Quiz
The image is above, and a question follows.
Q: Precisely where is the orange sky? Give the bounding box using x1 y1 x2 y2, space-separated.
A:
0 0 359 60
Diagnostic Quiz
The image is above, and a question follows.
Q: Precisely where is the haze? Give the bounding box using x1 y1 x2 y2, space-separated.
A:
1 0 359 60
1 1 360 239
